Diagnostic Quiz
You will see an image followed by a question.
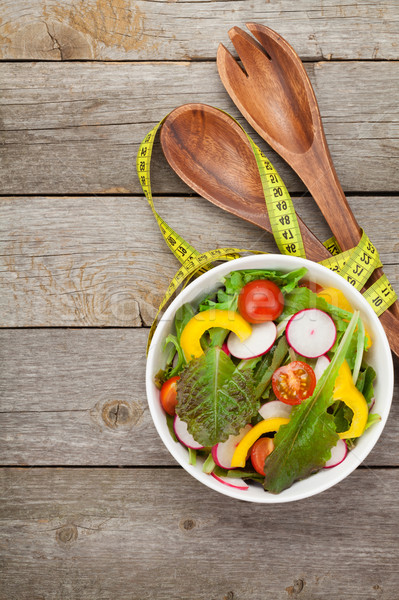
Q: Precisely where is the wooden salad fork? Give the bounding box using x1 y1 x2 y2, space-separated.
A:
217 23 399 356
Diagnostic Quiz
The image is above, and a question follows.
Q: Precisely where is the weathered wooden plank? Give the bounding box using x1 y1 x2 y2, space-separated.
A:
1 467 398 599
0 0 398 61
0 328 172 466
0 195 398 327
0 329 397 466
1 61 399 194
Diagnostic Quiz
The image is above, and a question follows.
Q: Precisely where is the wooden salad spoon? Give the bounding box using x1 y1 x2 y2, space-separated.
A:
160 103 399 358
217 23 399 355
160 103 330 263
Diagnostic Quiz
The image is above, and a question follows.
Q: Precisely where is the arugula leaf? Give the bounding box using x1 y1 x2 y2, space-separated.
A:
207 327 229 349
278 287 353 325
263 311 359 494
160 333 185 380
352 316 365 383
198 268 307 313
165 413 178 442
176 347 259 447
356 365 376 405
251 337 289 400
213 465 265 483
175 303 195 341
224 268 308 295
159 303 199 383
330 401 353 434
198 286 238 312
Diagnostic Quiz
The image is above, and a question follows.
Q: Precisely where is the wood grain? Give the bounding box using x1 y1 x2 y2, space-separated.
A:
1 3 398 597
0 0 398 61
1 61 399 194
1 467 399 599
0 195 398 327
0 328 397 466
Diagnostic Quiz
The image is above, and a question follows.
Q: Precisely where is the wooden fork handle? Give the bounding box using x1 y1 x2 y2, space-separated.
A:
379 310 399 358
302 140 399 322
304 140 362 249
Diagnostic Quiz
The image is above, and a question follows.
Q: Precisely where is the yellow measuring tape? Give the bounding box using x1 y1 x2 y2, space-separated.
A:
137 107 397 341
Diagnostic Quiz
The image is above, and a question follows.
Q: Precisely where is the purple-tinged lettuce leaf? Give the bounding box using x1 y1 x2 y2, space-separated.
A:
176 347 259 447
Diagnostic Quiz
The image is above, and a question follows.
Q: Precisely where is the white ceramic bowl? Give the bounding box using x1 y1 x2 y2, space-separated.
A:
146 255 394 503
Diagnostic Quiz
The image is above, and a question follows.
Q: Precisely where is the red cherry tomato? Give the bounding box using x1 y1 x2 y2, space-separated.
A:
238 280 284 323
160 376 180 416
299 279 323 294
250 437 274 476
272 361 316 405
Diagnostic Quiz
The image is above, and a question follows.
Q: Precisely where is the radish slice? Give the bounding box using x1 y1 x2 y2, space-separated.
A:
227 321 276 359
324 439 348 468
314 354 331 381
174 415 204 449
211 472 249 490
212 424 252 469
221 341 230 356
286 309 336 358
259 400 293 420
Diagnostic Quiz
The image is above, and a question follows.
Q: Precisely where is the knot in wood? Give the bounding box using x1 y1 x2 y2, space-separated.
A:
286 579 304 595
102 400 142 430
224 592 234 600
56 524 78 545
179 518 196 532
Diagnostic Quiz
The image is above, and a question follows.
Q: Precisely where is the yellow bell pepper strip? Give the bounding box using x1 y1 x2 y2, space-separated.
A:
318 287 353 313
333 360 368 439
317 287 372 349
180 309 252 361
230 417 289 468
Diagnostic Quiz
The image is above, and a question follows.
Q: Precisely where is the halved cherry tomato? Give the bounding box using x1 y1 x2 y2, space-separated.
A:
299 279 323 294
250 437 274 476
160 376 180 415
238 280 284 323
272 361 316 405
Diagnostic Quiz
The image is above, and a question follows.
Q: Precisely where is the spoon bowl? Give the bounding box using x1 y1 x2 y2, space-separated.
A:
160 103 330 262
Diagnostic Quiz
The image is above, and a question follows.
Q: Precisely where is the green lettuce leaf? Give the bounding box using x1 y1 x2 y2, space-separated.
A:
199 268 307 313
263 311 359 494
365 412 381 431
176 347 259 447
278 286 353 325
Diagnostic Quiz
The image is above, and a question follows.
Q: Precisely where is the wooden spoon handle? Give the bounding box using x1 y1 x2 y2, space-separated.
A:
204 195 332 263
297 219 331 262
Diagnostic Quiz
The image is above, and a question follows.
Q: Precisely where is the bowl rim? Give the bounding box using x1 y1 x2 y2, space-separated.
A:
146 254 394 503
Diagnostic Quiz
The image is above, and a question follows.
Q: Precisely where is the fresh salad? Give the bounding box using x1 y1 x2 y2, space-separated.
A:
155 267 380 494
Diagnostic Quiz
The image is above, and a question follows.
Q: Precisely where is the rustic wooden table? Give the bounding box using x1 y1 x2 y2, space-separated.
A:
1 1 398 598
